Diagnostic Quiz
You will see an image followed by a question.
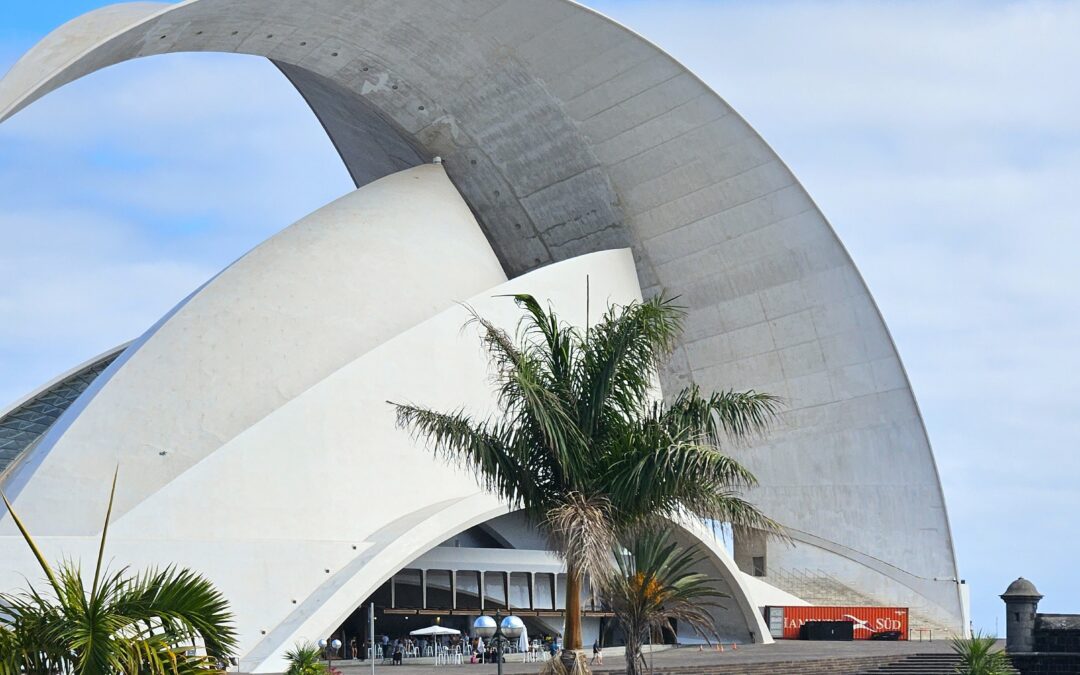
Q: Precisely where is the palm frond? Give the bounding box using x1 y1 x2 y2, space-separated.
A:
284 641 328 675
952 633 1013 675
542 493 616 582
91 466 119 600
575 295 684 436
112 565 237 661
1 480 235 674
1 490 59 592
391 404 546 515
662 386 782 445
389 291 783 654
509 294 579 389
604 532 724 675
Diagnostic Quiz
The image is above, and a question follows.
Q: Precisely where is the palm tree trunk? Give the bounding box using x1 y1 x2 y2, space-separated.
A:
564 567 583 650
624 636 642 675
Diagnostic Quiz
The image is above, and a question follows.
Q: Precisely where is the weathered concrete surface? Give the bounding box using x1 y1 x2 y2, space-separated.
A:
0 0 965 636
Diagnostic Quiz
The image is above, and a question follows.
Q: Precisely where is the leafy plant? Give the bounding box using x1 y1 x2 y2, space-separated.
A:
0 471 237 674
392 294 781 652
952 633 1013 675
605 532 723 675
284 642 328 675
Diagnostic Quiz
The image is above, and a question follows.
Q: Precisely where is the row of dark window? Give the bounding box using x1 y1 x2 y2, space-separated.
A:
373 569 601 611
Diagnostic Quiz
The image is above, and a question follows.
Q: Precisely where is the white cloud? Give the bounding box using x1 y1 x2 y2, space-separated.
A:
0 51 354 407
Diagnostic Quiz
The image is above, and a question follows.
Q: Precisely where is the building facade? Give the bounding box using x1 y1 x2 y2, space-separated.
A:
0 1 966 671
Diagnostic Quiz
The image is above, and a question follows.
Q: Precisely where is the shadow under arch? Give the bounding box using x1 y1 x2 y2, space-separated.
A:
244 495 770 672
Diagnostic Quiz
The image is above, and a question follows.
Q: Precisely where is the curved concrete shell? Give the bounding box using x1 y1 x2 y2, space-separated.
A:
0 0 965 643
0 165 771 672
0 345 126 477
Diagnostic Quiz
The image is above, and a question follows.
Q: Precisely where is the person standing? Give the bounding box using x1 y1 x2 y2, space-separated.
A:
591 639 603 665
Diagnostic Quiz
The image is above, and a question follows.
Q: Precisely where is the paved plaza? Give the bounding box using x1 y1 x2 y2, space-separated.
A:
317 641 955 675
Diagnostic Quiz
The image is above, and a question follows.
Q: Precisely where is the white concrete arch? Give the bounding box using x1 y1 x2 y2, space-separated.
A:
1 164 505 530
0 226 770 670
0 0 965 634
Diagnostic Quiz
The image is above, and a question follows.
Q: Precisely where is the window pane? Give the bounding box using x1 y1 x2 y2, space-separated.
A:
484 571 507 609
456 571 481 610
580 574 593 611
535 573 554 610
509 572 531 609
393 569 423 608
555 574 567 610
426 569 453 609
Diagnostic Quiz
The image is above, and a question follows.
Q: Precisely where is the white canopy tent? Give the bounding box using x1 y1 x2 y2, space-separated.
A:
410 626 463 667
409 626 461 637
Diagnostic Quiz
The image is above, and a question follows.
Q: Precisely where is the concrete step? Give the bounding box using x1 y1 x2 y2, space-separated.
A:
595 654 908 674
858 652 1020 675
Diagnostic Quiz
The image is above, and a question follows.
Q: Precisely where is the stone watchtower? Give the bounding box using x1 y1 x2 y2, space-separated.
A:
1001 577 1043 652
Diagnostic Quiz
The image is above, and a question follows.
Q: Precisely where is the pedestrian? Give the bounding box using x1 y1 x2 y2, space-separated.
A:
591 639 603 665
351 638 358 660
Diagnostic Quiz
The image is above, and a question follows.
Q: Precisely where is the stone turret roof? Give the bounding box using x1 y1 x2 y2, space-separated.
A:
1001 577 1043 600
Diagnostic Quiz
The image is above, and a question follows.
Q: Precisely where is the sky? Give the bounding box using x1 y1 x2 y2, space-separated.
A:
1 1 1077 636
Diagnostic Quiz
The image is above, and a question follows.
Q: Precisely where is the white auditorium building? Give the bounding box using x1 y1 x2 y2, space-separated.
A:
0 1 968 672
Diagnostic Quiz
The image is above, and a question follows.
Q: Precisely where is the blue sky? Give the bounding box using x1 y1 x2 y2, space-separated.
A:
2 1 1078 636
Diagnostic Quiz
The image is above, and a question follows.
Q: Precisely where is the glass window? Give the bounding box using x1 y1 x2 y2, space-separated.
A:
426 569 453 609
580 574 593 611
370 579 392 608
484 571 507 609
393 569 422 608
534 573 554 610
555 574 567 610
509 572 531 609
456 570 481 610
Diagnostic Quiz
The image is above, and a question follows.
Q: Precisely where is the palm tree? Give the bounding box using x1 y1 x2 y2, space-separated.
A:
952 633 1014 675
284 642 328 675
391 294 781 658
605 532 724 675
0 472 237 674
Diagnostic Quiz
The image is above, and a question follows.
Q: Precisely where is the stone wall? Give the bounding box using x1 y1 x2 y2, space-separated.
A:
1009 653 1080 675
1034 615 1080 653
1008 612 1080 674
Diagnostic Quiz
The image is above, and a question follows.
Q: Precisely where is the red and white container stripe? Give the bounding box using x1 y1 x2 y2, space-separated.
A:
764 606 910 640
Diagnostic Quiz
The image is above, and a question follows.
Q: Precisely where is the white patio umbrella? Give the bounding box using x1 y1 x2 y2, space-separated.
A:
410 626 462 667
409 626 462 637
518 623 529 654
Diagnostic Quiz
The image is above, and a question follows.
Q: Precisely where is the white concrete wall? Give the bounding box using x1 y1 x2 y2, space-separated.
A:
739 573 809 609
1 164 505 531
0 163 772 671
0 0 965 638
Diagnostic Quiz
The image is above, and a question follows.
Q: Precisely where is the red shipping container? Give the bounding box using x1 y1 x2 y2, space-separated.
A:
765 606 909 640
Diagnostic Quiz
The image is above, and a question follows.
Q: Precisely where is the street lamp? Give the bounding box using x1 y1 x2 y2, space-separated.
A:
319 638 343 673
473 612 524 675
